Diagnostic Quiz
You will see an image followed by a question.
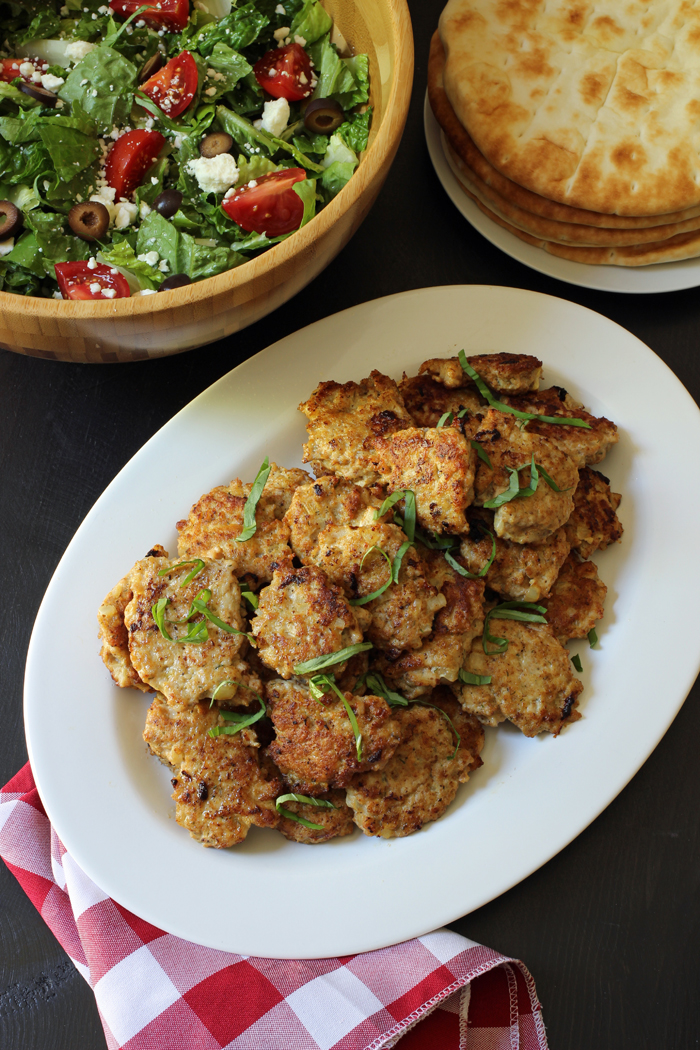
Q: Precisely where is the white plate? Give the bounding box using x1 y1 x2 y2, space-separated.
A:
24 286 700 958
424 94 700 295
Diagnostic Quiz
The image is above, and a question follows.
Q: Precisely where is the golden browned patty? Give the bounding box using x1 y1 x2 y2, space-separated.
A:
457 620 583 736
265 679 401 793
251 565 370 679
565 467 623 559
419 353 542 394
124 556 259 706
299 370 413 486
285 474 387 562
473 409 579 544
377 426 476 535
307 522 445 652
372 633 467 699
398 373 483 427
502 388 618 468
460 512 570 602
176 463 307 589
543 554 607 644
97 544 168 690
276 789 356 844
345 689 484 837
423 548 486 639
143 695 281 848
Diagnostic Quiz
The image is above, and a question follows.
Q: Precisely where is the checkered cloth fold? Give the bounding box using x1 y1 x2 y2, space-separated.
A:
1 764 548 1050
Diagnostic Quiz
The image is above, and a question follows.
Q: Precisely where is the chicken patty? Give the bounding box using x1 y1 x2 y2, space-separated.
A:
276 788 356 844
457 620 583 736
398 373 482 428
265 679 401 793
377 426 476 535
143 695 280 848
251 565 371 679
543 554 607 644
459 512 570 602
502 388 618 468
286 474 387 562
419 352 542 394
299 370 413 485
124 556 258 706
345 689 484 837
565 467 623 559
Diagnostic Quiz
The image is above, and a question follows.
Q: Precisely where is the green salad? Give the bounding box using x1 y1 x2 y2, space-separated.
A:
0 0 371 299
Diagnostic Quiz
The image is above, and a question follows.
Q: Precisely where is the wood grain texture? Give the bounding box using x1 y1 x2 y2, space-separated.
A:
0 0 414 364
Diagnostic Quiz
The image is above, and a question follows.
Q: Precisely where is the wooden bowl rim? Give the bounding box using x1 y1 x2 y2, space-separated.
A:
0 0 413 321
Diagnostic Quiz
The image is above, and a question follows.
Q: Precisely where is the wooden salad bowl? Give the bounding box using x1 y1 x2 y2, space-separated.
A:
0 0 413 363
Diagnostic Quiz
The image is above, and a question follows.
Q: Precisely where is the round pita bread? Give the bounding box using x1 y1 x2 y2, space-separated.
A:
438 0 700 216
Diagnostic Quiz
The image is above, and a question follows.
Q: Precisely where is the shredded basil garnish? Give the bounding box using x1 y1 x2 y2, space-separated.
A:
275 793 335 831
458 668 492 685
208 691 266 737
444 525 496 580
152 597 172 641
571 654 583 673
152 588 252 644
458 351 592 429
349 545 393 606
191 592 253 640
437 410 453 428
588 627 599 648
375 490 416 543
471 440 492 468
293 642 373 675
309 673 363 760
157 559 205 587
356 670 409 706
483 600 548 655
483 454 565 509
236 457 271 543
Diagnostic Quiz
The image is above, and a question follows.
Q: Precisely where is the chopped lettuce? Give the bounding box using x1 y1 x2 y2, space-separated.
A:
59 45 138 130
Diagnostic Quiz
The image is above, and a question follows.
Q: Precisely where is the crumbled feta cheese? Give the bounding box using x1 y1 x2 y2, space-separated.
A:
186 153 239 194
248 180 257 188
102 288 117 298
260 96 289 137
275 3 285 12
65 40 97 63
273 26 290 41
135 288 157 295
98 4 110 13
144 116 154 130
158 259 169 272
223 187 236 199
40 73 65 92
139 201 152 219
138 250 160 267
114 201 138 229
80 78 88 86
0 238 14 257
60 6 69 15
173 133 184 149
53 289 64 299
87 257 97 269
294 35 306 46
299 71 308 84
204 86 217 96
150 176 159 185
109 126 121 140
18 62 34 77
89 282 102 294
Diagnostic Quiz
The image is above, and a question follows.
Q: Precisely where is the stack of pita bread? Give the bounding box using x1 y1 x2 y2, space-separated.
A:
428 0 700 265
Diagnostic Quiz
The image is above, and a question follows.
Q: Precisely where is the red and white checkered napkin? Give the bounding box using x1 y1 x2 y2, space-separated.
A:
1 764 548 1050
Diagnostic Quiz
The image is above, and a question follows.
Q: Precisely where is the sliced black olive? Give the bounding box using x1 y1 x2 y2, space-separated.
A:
139 51 164 83
303 97 344 134
153 188 183 218
200 132 234 159
18 81 59 107
68 201 110 241
0 201 22 240
158 273 192 292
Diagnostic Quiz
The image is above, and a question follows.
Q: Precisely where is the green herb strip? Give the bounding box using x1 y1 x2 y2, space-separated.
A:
293 642 373 676
349 545 391 606
152 597 172 641
458 351 592 429
158 559 205 587
357 670 409 706
471 440 492 468
458 668 492 685
241 590 258 610
208 690 266 737
152 587 252 644
375 490 416 543
309 674 363 760
444 525 496 581
483 600 548 655
483 455 566 510
571 654 583 673
588 627 599 648
236 457 271 543
275 791 336 830
191 594 253 640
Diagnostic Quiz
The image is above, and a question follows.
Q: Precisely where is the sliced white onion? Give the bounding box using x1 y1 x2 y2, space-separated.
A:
198 0 232 18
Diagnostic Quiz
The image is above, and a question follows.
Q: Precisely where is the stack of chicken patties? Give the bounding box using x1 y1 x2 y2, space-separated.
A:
428 0 700 266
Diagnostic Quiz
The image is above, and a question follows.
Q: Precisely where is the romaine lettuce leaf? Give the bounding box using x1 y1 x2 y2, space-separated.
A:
308 35 370 109
195 4 271 57
289 0 332 46
98 239 163 289
59 45 138 129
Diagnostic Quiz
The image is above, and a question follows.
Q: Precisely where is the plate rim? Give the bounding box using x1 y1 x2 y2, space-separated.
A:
423 93 700 295
24 284 700 957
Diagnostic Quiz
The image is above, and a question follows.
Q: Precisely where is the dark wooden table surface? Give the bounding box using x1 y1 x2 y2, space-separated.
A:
2 2 699 1046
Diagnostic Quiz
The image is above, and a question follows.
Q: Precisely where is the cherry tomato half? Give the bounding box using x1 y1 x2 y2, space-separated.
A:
221 168 307 236
105 129 166 200
109 0 189 32
0 57 48 83
253 43 314 102
55 262 131 301
141 50 198 119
